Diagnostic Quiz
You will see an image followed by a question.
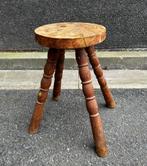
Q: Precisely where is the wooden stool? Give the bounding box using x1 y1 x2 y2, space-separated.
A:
28 22 116 157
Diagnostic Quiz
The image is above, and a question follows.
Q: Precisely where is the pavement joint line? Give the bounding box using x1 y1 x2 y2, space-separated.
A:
0 70 147 89
0 51 147 59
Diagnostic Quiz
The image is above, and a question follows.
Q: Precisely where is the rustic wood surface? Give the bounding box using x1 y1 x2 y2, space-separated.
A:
28 48 59 134
75 48 108 157
52 49 65 101
35 22 106 49
86 46 116 108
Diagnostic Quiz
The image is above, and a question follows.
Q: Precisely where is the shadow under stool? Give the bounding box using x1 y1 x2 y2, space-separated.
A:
28 22 116 157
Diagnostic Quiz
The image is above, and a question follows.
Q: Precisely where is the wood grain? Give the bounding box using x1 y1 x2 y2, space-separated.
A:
86 46 116 108
52 49 65 101
28 48 59 134
35 22 106 49
76 48 108 157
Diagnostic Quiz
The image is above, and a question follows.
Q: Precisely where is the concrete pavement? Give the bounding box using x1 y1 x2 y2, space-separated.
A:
0 70 147 89
0 51 147 70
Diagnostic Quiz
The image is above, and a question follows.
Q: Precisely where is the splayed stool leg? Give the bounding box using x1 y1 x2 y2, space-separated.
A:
52 49 65 101
86 46 116 109
76 48 108 157
28 48 59 134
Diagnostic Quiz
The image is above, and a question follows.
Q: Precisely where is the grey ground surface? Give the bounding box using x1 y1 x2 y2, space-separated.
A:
0 89 147 166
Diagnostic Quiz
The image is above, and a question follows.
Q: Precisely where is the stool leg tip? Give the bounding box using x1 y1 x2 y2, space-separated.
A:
106 100 116 109
28 127 39 134
96 146 109 157
52 96 60 101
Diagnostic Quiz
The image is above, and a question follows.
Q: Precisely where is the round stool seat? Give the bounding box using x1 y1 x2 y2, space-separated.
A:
34 22 106 49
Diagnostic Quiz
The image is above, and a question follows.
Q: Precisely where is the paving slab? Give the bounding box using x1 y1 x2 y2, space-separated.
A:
0 70 147 89
0 89 146 165
0 51 147 70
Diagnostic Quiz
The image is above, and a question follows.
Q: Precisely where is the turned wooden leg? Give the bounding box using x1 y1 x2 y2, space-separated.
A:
52 49 65 101
28 48 59 134
85 46 116 109
76 48 108 157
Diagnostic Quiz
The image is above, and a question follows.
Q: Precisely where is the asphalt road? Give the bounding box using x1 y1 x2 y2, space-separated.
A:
0 89 147 166
0 1 147 50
